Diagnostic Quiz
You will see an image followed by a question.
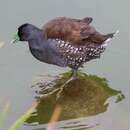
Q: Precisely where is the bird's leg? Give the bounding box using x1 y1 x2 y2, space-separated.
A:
71 68 78 80
56 68 77 100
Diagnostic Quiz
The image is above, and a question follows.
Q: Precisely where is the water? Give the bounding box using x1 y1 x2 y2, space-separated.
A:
0 0 130 130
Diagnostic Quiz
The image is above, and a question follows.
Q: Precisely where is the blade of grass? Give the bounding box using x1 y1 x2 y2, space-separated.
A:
9 102 37 130
46 105 61 130
0 41 5 48
0 102 10 129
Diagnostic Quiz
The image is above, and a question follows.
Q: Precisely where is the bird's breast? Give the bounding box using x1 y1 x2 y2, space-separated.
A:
29 43 67 67
29 47 47 62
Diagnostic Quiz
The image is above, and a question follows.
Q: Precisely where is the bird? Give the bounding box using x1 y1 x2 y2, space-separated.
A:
13 17 118 79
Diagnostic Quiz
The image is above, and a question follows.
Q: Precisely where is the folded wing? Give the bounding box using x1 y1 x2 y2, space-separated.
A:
42 17 114 44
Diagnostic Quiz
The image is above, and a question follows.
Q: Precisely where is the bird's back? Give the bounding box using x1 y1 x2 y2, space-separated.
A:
42 17 113 45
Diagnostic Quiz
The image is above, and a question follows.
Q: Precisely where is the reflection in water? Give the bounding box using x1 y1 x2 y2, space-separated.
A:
25 71 124 130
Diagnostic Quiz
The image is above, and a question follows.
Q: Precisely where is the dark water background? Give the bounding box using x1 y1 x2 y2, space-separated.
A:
0 0 130 130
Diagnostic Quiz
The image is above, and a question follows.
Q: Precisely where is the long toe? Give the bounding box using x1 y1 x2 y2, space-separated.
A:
56 76 77 100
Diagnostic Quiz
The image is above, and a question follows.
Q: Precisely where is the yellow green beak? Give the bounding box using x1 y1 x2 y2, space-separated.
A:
11 33 20 44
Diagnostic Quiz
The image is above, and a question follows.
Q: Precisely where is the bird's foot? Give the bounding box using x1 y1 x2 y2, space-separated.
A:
56 76 77 100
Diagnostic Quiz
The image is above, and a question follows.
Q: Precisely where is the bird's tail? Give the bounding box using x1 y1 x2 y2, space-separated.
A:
101 30 119 47
104 30 119 43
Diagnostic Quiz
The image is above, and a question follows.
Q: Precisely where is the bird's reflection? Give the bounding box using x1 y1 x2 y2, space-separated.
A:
25 71 124 129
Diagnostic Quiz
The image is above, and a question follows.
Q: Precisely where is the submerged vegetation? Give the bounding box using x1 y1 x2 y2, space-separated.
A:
0 71 124 130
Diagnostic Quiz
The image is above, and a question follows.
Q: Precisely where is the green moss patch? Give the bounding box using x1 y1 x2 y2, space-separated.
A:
26 71 124 124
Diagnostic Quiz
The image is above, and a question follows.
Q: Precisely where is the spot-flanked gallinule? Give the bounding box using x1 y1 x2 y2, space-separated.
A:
13 17 118 78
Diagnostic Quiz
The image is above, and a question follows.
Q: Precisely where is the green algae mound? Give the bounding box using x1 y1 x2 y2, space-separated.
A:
26 71 124 124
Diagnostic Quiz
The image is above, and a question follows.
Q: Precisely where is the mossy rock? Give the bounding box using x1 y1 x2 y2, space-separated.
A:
26 71 124 124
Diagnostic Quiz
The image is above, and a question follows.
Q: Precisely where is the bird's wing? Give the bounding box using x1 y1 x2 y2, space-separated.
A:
42 17 78 40
42 17 95 44
43 17 112 44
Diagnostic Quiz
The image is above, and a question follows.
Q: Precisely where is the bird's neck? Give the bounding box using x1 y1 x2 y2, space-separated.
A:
28 32 46 50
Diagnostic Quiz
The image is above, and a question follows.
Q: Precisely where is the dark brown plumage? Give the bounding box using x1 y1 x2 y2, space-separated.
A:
42 17 113 44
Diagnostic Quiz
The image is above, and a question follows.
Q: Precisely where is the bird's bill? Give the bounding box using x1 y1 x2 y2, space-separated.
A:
11 32 20 44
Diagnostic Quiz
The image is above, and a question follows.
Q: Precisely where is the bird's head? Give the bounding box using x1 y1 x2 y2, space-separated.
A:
12 23 41 43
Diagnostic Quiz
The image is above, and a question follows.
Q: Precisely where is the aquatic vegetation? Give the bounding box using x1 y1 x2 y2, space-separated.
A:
0 102 61 130
0 71 125 130
0 102 10 129
0 102 37 130
9 102 37 130
46 105 61 130
0 41 5 48
26 71 124 125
